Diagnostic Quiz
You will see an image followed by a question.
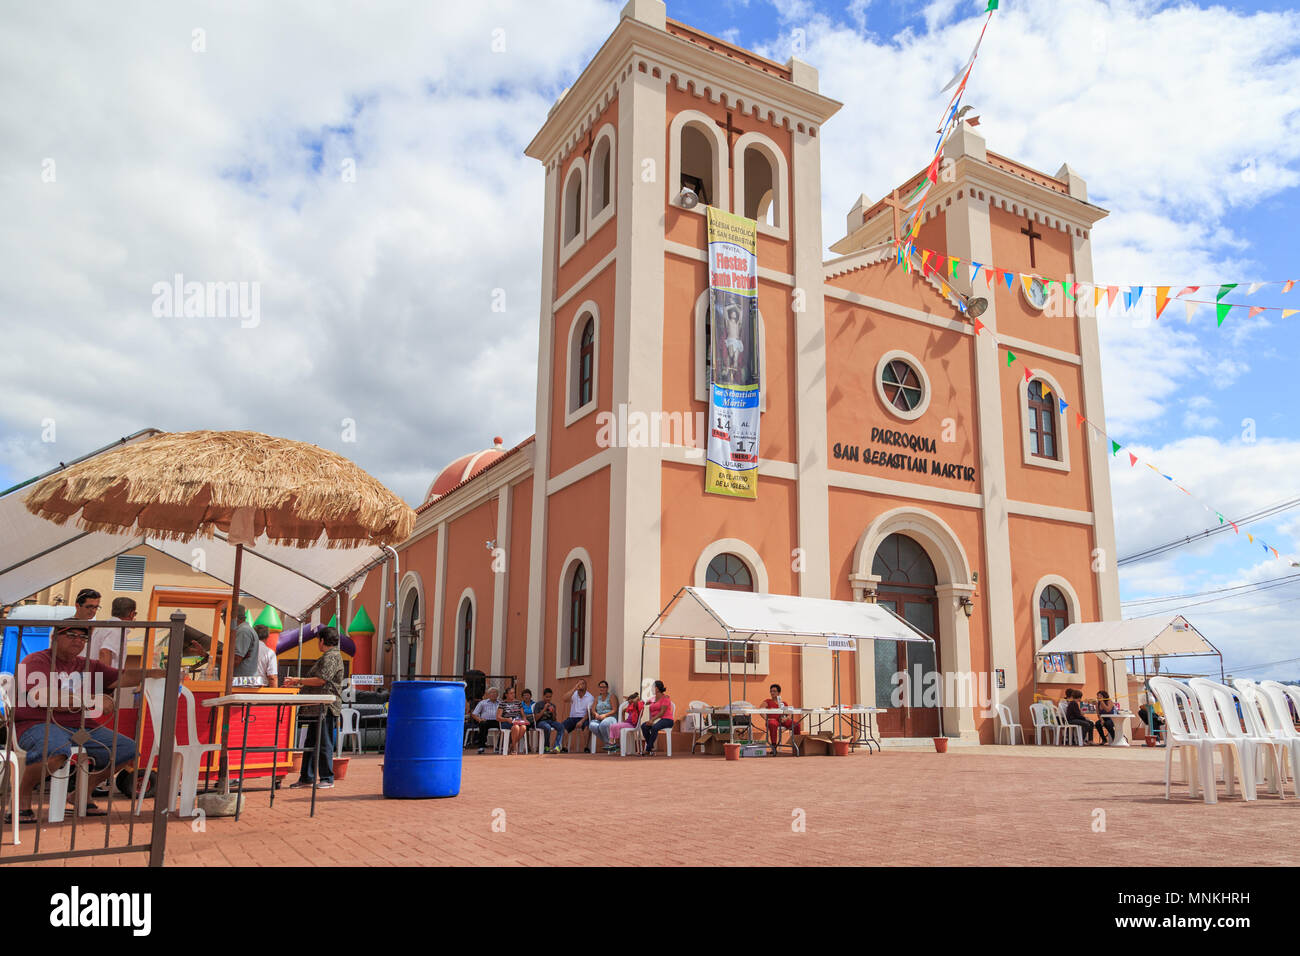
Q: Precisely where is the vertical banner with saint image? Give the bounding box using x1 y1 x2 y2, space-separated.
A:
705 207 760 499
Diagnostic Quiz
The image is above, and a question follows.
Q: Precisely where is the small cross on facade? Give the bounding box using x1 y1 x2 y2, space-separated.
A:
716 111 743 167
1020 216 1043 269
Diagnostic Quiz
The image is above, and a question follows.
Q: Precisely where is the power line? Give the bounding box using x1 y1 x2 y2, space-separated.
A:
1126 574 1300 616
1121 571 1300 608
1117 496 1300 567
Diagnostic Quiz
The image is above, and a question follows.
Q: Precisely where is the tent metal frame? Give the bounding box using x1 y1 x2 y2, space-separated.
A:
639 586 941 742
1033 623 1224 709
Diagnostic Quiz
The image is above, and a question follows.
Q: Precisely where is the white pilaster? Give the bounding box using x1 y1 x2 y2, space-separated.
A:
431 521 448 674
790 126 833 706
1071 229 1124 695
611 66 667 697
525 164 560 691
944 178 1019 718
491 487 512 676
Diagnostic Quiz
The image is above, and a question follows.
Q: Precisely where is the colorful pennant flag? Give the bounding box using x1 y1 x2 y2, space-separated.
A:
1128 452 1137 467
1155 286 1171 319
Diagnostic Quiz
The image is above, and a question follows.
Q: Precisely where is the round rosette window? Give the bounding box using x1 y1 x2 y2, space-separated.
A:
875 352 931 422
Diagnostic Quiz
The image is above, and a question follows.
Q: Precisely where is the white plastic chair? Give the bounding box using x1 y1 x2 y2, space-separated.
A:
337 706 361 755
687 700 713 753
1257 680 1300 793
1055 700 1084 746
0 674 23 843
1187 678 1279 801
638 704 674 757
995 703 1024 745
1029 703 1057 745
135 678 222 818
1148 677 1218 803
1227 679 1288 797
15 675 91 823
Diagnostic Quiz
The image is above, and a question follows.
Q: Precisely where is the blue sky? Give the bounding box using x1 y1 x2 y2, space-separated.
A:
2 0 1298 678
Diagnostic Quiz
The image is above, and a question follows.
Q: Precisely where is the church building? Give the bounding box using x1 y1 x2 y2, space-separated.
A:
349 0 1122 742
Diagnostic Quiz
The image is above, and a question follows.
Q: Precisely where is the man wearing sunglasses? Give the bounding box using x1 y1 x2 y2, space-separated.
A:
10 623 158 822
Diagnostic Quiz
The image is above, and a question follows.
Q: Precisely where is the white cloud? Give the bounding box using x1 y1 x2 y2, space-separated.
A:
0 0 621 503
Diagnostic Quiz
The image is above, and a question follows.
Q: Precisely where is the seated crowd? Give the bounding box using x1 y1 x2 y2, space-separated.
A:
465 677 678 756
463 679 803 756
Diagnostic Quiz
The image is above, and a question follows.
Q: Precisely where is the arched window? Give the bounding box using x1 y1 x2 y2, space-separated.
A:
578 318 594 407
569 170 590 247
742 146 776 226
704 553 755 663
1028 380 1058 460
1039 585 1073 673
460 597 474 675
565 303 599 423
592 138 612 214
567 563 586 667
679 124 716 207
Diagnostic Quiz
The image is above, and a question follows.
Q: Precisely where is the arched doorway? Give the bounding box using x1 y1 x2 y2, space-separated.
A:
400 590 420 679
872 533 940 737
459 597 474 675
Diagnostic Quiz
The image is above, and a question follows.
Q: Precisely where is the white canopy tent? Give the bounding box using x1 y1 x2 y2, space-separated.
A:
642 586 937 736
0 430 389 621
1035 615 1224 705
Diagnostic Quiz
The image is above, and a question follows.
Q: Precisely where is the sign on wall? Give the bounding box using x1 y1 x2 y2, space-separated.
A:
705 206 761 499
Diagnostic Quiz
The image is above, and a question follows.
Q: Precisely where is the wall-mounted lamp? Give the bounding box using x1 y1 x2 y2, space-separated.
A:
959 595 975 619
678 185 700 209
961 294 988 318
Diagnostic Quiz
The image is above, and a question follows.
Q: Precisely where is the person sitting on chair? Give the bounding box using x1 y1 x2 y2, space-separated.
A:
11 623 161 822
640 681 675 757
606 692 643 754
762 683 801 748
1063 688 1097 744
470 687 501 754
496 686 529 754
1095 690 1116 744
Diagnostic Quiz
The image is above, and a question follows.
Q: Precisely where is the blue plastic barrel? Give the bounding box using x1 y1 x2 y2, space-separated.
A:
383 680 464 799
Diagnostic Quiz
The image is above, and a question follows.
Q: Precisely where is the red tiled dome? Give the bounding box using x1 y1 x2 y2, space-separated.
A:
425 438 505 503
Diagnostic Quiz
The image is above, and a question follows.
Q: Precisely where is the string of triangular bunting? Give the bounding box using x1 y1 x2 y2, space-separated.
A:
988 339 1300 569
896 1 999 250
901 244 1298 325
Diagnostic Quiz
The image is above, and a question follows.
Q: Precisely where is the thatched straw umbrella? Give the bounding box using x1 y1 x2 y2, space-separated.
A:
24 429 415 791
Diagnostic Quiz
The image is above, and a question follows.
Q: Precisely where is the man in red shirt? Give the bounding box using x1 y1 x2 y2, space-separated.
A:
11 622 154 821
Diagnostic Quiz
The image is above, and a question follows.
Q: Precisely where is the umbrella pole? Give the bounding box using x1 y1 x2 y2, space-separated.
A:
217 542 244 794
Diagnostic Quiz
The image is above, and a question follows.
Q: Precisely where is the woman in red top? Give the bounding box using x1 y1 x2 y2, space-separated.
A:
604 692 643 753
762 683 801 746
640 680 674 756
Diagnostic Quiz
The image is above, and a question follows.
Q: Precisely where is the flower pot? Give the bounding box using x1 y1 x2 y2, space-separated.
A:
289 752 303 774
723 743 741 761
933 737 949 753
332 757 350 780
831 739 851 757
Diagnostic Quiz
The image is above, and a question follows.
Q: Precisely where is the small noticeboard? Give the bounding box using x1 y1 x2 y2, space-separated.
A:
351 674 384 686
825 635 855 652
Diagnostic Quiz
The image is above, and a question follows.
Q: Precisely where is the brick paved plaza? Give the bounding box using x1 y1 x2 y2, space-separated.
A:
7 744 1300 867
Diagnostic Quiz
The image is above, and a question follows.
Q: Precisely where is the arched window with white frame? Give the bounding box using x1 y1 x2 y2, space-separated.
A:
564 301 599 425
586 123 616 236
1019 370 1071 473
555 548 594 678
732 131 789 239
559 158 586 264
669 110 728 213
